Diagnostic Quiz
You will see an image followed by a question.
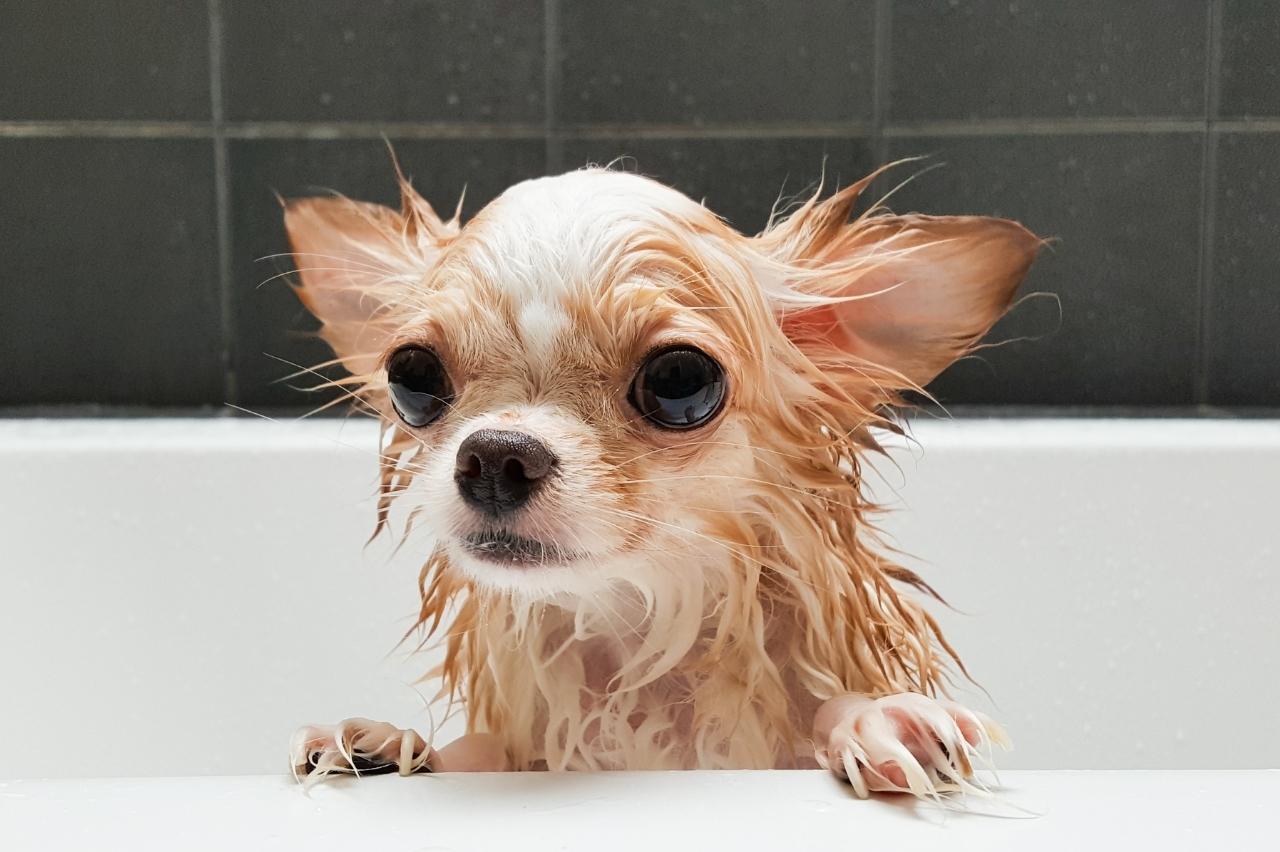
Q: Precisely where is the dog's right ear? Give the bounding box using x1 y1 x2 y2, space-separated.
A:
283 186 455 377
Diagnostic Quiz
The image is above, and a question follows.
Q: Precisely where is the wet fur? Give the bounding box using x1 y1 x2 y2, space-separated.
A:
284 164 1040 779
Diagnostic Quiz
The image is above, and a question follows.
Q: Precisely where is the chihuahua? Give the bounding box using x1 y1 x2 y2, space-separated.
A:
286 163 1039 797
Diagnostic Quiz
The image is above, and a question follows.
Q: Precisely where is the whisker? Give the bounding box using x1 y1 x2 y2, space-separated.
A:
255 250 396 276
260 354 384 420
222 403 405 468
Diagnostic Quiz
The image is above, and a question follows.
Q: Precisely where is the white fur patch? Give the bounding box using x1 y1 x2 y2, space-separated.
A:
517 300 569 360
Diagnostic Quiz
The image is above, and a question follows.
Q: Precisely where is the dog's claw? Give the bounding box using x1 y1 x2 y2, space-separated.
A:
290 717 434 782
821 694 1008 799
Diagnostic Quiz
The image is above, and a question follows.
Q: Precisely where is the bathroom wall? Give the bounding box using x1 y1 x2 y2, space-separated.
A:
1 1 1276 413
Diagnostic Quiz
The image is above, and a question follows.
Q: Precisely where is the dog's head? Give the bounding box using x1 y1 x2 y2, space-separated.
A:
284 167 1038 600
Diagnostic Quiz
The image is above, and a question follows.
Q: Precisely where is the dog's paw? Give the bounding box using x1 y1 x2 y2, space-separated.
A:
289 717 434 782
818 693 1010 799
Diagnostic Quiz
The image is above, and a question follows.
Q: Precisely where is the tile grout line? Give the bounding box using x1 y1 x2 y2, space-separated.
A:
1194 0 1224 406
208 0 238 406
5 118 1279 140
870 0 892 164
557 123 872 139
0 121 214 138
543 0 563 173
883 118 1213 136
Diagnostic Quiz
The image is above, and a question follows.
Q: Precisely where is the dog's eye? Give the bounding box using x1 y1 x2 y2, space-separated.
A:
386 346 453 427
629 346 727 430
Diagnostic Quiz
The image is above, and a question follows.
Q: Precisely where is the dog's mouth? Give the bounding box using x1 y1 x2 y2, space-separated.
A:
461 529 571 567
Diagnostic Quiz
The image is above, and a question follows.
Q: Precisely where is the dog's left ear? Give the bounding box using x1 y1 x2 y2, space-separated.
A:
760 176 1041 398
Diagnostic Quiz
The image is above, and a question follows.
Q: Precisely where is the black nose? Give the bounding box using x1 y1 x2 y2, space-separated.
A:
454 429 558 517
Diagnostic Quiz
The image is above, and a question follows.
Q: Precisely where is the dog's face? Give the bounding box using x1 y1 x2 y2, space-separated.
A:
285 168 1037 599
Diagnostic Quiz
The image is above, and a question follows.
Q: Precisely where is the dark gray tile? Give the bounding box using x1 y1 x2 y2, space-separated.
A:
559 1 874 126
561 136 876 234
881 133 1203 406
1208 133 1280 404
0 1 210 120
1220 0 1280 118
222 0 544 123
229 138 547 410
890 1 1207 121
0 139 222 407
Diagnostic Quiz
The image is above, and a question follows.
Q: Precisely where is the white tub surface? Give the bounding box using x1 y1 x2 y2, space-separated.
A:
2 770 1274 851
2 417 1278 778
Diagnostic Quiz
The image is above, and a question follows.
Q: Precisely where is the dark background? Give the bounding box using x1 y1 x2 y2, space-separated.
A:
1 1 1276 415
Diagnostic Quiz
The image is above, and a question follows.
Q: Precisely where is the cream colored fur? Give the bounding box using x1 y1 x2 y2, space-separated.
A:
283 164 1039 794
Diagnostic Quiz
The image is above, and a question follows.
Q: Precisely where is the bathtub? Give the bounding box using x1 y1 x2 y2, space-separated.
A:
2 417 1276 848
